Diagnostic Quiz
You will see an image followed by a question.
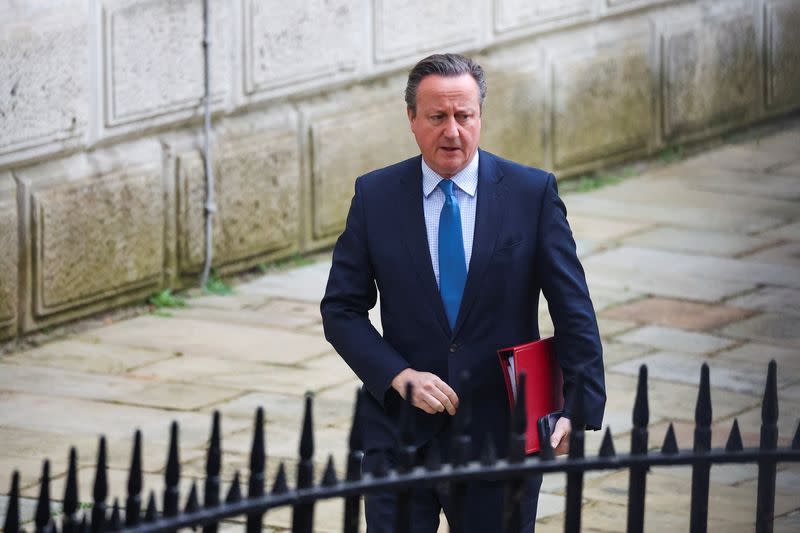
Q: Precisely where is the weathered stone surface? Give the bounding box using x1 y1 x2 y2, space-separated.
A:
611 351 794 395
102 0 231 125
83 315 330 365
586 246 800 290
176 129 300 273
1 339 171 375
615 325 737 354
552 37 652 167
601 297 754 331
0 1 88 158
480 63 545 167
18 157 164 320
309 95 417 239
495 0 591 33
715 342 800 373
741 242 800 268
663 11 758 139
0 175 17 340
566 213 653 245
374 0 480 61
243 0 361 93
239 261 332 302
765 0 800 110
757 220 800 242
622 226 774 257
720 312 800 348
728 287 800 316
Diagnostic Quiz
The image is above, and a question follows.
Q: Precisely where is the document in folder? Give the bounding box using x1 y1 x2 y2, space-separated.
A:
497 336 564 454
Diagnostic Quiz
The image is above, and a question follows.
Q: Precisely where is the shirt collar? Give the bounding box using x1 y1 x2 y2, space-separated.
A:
421 151 479 198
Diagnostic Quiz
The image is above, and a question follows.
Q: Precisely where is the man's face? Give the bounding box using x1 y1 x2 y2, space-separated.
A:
408 74 481 178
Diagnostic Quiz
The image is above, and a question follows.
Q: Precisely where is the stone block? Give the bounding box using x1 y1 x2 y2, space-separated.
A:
0 1 88 160
243 0 361 94
662 10 759 140
16 145 164 331
480 63 545 168
765 0 800 111
176 128 300 274
600 297 754 331
102 0 232 126
495 0 591 34
374 0 480 62
0 175 17 340
309 95 418 240
552 36 652 168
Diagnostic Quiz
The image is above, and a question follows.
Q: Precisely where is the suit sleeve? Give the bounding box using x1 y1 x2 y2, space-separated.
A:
536 173 606 430
320 177 410 407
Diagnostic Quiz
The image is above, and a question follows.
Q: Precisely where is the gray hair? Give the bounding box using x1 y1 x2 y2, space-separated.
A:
405 53 487 116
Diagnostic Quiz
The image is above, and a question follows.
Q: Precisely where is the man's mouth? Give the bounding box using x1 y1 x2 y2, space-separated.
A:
440 147 460 152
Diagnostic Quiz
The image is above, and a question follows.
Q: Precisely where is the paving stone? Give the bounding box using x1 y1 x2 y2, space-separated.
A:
167 305 318 330
721 312 800 348
775 511 800 533
657 463 759 486
614 325 737 354
729 401 800 447
676 165 800 201
610 351 794 395
587 263 756 302
565 193 784 234
741 241 800 268
596 318 638 338
781 383 800 402
0 363 241 413
129 356 350 396
238 262 332 302
566 214 653 244
581 468 798 526
713 342 800 373
315 378 365 405
756 221 800 242
587 286 645 313
587 246 800 290
263 496 366 533
621 226 774 257
203 390 353 427
1 339 173 375
601 298 755 331
602 371 759 434
0 495 62 527
185 292 270 311
0 455 66 495
601 341 654 366
727 287 800 316
81 315 330 365
0 391 244 446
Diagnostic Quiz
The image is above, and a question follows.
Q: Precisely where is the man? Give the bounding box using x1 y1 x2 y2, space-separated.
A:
321 53 605 532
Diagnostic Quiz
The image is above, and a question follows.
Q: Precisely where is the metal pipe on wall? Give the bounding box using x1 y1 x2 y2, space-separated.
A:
200 0 216 288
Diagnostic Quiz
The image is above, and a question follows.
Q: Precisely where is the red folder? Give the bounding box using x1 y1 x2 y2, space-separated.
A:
497 337 564 454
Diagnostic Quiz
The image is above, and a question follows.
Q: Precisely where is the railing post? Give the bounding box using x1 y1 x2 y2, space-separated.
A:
394 383 417 533
247 407 266 533
63 448 80 533
449 371 472 533
627 365 649 533
564 373 586 533
292 393 315 533
690 363 712 533
203 411 222 533
163 422 181 518
343 390 364 533
756 361 778 533
4 471 20 533
35 460 53 533
126 431 143 527
503 372 527 533
92 437 108 533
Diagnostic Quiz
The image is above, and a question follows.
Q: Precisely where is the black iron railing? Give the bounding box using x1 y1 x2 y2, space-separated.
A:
3 361 799 533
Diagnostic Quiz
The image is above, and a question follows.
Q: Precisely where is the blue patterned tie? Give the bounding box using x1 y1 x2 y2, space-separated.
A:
438 179 467 330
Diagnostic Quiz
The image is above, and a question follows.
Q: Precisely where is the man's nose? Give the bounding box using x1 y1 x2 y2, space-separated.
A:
442 116 459 138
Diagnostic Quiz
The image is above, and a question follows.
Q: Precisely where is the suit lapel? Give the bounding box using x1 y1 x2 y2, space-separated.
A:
453 150 506 338
398 157 451 337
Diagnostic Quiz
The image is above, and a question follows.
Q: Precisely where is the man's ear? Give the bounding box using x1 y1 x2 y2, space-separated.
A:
407 107 416 131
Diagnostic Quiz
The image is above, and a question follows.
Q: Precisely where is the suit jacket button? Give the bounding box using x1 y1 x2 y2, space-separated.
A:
449 344 458 353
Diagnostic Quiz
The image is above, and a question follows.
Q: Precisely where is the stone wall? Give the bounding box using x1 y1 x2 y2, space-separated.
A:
1 0 798 340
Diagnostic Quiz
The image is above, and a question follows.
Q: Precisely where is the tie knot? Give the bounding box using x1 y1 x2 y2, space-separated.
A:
438 179 455 197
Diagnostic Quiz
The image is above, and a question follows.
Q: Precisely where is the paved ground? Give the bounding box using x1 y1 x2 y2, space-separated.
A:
1 120 799 532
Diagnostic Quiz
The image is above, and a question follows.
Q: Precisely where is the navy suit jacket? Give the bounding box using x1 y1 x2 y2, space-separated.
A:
321 149 605 458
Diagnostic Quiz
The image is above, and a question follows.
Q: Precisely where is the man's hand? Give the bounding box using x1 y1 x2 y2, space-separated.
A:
391 368 459 415
550 417 572 456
